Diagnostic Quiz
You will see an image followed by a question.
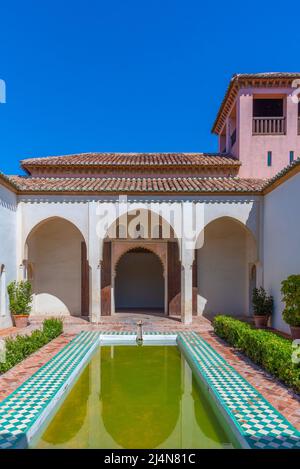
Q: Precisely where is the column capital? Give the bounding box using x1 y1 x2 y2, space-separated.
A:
181 249 195 269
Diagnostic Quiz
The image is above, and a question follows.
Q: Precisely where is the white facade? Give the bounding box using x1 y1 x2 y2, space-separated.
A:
264 171 300 333
1 165 300 332
0 184 17 328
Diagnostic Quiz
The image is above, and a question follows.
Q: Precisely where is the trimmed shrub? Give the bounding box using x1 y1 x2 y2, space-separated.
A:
213 315 300 394
43 318 63 339
0 318 63 374
213 315 251 348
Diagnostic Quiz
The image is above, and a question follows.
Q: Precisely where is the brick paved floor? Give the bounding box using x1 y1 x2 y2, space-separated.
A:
0 313 299 431
0 327 16 337
0 333 76 401
0 324 39 339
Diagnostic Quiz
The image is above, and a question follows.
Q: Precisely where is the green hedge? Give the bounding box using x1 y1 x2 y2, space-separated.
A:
213 315 300 394
0 318 63 374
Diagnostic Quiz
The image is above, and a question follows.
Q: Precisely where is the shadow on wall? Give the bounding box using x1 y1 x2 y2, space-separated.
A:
197 216 257 320
26 217 86 316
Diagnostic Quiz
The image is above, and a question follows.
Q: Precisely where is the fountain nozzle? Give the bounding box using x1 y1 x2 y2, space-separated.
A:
136 320 143 344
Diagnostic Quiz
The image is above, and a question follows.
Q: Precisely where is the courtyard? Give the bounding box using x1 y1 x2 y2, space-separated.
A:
0 312 299 449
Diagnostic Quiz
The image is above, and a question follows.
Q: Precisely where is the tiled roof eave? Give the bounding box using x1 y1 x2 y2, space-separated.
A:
212 73 300 135
8 176 266 195
16 189 262 197
20 152 241 173
0 172 19 192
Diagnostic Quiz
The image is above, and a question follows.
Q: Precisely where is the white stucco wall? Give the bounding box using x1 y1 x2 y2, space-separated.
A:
0 183 17 328
197 217 256 318
0 192 261 324
27 218 84 316
264 172 300 333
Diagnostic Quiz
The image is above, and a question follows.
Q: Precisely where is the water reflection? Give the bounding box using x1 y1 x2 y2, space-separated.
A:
34 346 233 449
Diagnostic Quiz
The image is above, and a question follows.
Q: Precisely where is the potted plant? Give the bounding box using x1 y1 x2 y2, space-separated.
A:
281 275 300 339
7 280 32 328
252 287 273 328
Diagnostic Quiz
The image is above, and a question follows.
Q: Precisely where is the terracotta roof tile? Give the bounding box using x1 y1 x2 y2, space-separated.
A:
0 172 18 191
8 176 265 193
21 152 241 169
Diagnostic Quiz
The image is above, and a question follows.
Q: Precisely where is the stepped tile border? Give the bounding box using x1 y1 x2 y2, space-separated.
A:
99 330 176 335
0 330 299 449
178 332 300 449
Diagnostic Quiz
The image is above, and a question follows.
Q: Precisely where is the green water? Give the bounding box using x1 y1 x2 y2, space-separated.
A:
33 346 236 449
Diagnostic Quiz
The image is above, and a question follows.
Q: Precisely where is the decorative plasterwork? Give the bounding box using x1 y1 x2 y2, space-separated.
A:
111 240 167 277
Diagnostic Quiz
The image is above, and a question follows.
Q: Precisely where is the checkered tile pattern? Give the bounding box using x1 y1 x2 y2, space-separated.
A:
1 330 299 449
178 332 300 449
0 331 100 449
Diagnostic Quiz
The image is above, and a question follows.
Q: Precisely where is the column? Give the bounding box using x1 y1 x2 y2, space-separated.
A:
180 202 195 325
89 261 101 323
181 262 193 324
88 201 101 323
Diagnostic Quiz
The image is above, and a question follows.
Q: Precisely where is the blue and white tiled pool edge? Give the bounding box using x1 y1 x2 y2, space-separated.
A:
0 330 299 449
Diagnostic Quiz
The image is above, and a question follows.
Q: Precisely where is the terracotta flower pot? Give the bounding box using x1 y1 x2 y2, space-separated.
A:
254 315 269 328
290 326 300 340
13 315 29 328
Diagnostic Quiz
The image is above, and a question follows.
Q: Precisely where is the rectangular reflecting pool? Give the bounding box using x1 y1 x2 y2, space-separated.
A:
31 345 238 449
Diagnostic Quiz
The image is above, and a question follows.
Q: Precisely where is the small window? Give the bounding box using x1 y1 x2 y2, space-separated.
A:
267 151 272 166
290 151 294 164
253 99 283 117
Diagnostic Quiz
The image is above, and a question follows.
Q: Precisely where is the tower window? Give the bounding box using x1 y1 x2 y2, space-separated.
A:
267 151 272 166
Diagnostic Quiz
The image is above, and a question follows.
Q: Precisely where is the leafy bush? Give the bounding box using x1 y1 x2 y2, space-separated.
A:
213 315 300 394
252 287 273 317
0 318 63 374
42 318 63 339
281 275 300 326
7 280 32 316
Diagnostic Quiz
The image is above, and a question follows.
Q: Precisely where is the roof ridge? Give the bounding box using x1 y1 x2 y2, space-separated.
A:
9 174 262 181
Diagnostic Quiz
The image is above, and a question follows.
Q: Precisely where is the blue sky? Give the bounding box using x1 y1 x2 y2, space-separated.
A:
0 0 299 175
